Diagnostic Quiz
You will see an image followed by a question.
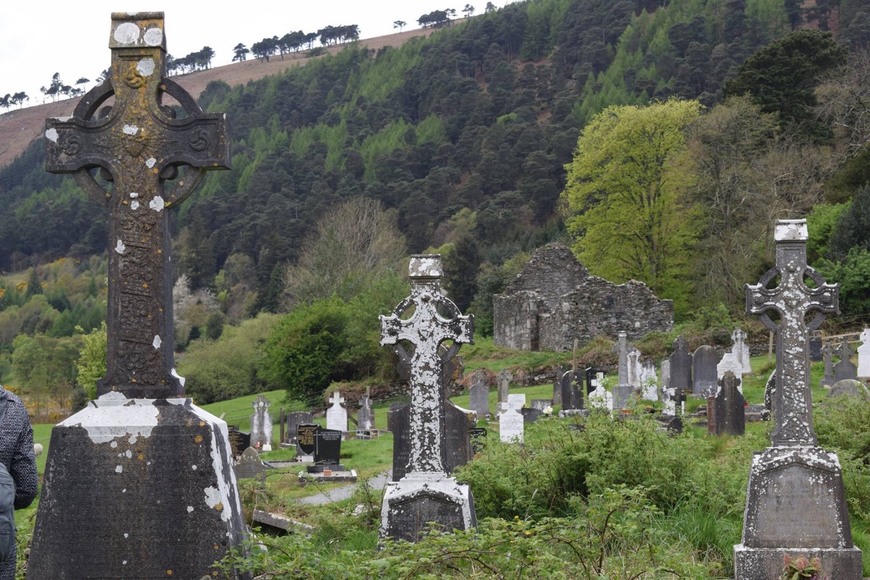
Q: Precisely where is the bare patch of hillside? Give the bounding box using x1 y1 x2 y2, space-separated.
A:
0 29 430 169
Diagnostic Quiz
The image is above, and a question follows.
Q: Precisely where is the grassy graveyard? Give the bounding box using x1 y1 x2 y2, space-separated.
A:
13 352 870 579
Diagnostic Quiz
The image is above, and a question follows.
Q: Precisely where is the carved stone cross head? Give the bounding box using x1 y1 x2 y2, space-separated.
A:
380 255 474 473
745 219 839 447
43 13 230 399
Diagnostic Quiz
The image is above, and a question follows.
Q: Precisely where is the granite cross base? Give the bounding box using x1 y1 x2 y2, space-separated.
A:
28 393 248 579
380 471 476 542
733 446 862 580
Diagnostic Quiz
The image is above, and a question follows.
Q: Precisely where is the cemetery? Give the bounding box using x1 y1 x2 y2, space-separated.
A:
3 6 870 580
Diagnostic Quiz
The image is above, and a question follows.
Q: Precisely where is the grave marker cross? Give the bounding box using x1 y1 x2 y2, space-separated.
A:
745 220 838 446
380 255 473 473
44 12 229 398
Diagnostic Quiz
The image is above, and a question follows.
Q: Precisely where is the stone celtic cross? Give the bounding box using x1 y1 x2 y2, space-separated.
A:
44 13 229 398
746 220 838 446
380 255 473 473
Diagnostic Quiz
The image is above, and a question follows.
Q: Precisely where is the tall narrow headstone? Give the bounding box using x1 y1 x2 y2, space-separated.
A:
693 345 719 397
357 388 374 432
560 369 583 411
496 369 512 413
858 329 870 380
468 370 490 420
627 347 642 388
668 336 692 394
326 390 348 433
614 331 631 386
379 255 476 541
29 13 245 579
734 219 861 579
640 361 658 401
821 342 835 387
551 366 563 406
250 394 272 451
711 372 745 436
732 328 752 375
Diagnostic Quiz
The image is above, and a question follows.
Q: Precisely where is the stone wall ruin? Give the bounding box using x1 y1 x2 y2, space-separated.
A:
493 243 673 351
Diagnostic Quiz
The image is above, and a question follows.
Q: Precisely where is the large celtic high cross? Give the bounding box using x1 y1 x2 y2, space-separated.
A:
746 220 838 446
44 13 229 399
381 255 473 473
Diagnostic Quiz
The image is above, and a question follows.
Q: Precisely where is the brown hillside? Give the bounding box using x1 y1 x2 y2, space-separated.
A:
0 29 430 169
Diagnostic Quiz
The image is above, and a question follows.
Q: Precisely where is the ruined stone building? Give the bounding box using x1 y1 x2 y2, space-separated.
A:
493 243 673 351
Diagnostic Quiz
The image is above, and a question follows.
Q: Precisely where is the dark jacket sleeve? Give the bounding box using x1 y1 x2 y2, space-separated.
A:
11 405 38 510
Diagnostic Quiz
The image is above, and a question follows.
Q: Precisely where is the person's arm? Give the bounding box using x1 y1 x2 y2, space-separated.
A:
12 411 37 510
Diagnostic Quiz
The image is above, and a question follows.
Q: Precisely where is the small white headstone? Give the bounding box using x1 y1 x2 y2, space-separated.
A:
589 385 613 411
326 390 348 432
640 362 658 401
499 407 524 443
717 352 744 393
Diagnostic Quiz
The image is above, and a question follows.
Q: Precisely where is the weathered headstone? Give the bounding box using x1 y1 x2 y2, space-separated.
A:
468 370 490 420
858 329 870 379
283 411 312 445
496 369 512 413
640 361 658 401
234 447 267 480
530 399 551 412
732 328 752 374
668 336 692 393
692 345 719 397
379 255 476 541
613 331 631 386
589 383 613 411
250 394 273 451
561 369 583 411
821 342 835 387
551 366 563 406
499 397 525 443
390 401 473 482
833 340 858 383
357 387 375 432
734 219 861 579
809 335 823 362
612 384 634 410
627 347 642 388
710 372 745 436
29 13 245 579
829 379 869 400
326 390 348 433
660 359 670 395
716 352 744 393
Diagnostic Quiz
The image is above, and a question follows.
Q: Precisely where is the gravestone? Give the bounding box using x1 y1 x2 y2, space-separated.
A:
357 387 374 432
496 370 512 413
296 423 318 461
551 366 563 406
28 13 246 579
390 401 473 482
809 336 823 362
326 390 348 433
829 379 869 400
227 426 251 459
627 347 642 388
660 359 670 395
859 329 870 379
469 427 488 454
379 256 476 541
732 328 752 374
693 345 719 397
640 362 658 401
309 427 345 473
468 370 490 420
833 340 858 383
613 331 631 386
521 407 544 423
234 447 267 480
710 372 745 436
734 219 861 579
499 396 524 443
531 399 551 412
612 384 634 410
821 342 835 387
668 336 692 393
662 387 677 416
250 394 272 451
589 384 613 411
560 369 583 411
283 411 312 445
716 353 744 393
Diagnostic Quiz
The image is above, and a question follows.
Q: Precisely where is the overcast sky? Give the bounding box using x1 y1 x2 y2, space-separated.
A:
1 1 508 107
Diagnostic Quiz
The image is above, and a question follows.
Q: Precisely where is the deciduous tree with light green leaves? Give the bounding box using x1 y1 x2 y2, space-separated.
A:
561 99 702 315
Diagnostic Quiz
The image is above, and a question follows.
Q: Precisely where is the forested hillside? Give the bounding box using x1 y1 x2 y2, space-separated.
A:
1 0 869 406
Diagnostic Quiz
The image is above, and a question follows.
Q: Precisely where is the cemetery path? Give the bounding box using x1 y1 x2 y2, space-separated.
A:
296 470 392 505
